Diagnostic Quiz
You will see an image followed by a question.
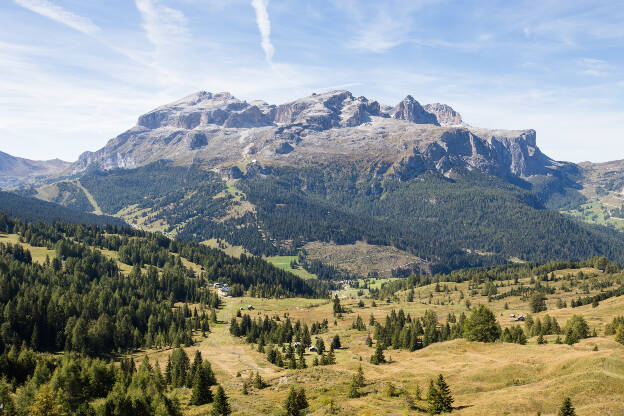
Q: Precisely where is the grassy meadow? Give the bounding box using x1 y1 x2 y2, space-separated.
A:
131 266 624 415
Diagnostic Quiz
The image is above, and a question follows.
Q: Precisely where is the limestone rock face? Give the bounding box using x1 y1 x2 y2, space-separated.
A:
390 96 439 125
423 103 463 126
65 90 570 184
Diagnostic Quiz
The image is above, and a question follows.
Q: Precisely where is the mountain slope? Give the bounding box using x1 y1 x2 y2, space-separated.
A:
0 151 70 188
19 90 624 273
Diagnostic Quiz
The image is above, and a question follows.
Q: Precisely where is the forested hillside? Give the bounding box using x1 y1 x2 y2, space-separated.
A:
43 162 624 274
0 191 125 227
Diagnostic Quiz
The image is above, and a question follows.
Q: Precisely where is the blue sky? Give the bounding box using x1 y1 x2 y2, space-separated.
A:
1 0 623 162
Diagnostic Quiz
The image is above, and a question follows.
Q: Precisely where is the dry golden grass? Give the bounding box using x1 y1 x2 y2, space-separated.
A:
133 283 624 416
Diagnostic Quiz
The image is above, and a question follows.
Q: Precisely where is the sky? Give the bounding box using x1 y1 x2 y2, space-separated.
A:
0 0 623 163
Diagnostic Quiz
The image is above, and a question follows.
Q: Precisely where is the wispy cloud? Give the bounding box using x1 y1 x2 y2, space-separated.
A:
578 58 612 77
135 0 190 50
13 0 99 35
250 0 274 63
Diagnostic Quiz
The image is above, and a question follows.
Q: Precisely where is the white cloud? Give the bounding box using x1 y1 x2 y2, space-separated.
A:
135 0 190 50
250 0 274 63
13 0 99 35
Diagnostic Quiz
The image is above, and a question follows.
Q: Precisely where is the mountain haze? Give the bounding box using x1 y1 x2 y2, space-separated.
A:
0 151 70 188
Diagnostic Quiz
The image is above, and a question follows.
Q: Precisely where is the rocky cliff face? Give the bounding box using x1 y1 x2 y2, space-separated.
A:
0 152 70 188
67 90 570 183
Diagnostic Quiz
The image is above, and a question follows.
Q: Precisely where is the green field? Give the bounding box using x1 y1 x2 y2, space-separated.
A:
562 201 624 231
265 255 318 279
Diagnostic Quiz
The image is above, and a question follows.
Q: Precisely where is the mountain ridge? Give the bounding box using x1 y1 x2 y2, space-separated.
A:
65 90 571 188
0 151 70 188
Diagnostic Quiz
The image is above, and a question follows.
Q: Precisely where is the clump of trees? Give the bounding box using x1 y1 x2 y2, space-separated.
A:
0 348 218 416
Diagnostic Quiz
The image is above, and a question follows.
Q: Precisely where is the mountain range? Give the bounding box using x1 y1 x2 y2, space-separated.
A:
2 90 624 275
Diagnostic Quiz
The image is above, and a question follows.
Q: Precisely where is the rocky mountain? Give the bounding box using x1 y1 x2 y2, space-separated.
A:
67 90 570 185
0 151 70 188
10 89 624 275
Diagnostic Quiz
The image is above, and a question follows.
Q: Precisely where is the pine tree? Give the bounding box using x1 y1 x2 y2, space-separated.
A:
296 387 308 412
242 382 248 395
354 364 365 387
435 374 453 412
326 347 336 365
347 376 360 398
284 386 308 416
615 324 624 345
190 363 214 405
285 386 299 416
253 372 265 389
211 385 231 416
558 397 576 416
370 343 386 365
331 334 341 349
427 379 443 415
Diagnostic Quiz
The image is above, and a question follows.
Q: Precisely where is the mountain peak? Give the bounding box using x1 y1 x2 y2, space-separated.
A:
391 95 439 125
423 103 463 126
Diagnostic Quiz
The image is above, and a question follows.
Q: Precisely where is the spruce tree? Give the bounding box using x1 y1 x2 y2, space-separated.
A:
370 343 386 365
558 397 576 416
427 379 443 415
435 374 453 412
211 385 231 416
354 364 365 387
615 324 624 345
347 376 361 398
285 386 299 416
284 386 308 416
296 387 308 412
331 334 341 349
190 364 214 405
253 372 265 389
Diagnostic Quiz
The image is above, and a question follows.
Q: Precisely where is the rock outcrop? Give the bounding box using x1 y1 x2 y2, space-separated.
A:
66 90 570 184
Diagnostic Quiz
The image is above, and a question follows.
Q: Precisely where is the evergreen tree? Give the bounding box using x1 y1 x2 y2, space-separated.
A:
347 376 360 398
435 374 453 412
190 363 214 405
211 385 231 416
285 386 299 416
463 305 501 342
29 385 65 416
615 324 624 345
253 372 266 389
284 386 309 416
354 364 365 387
558 397 576 416
427 379 443 415
331 334 341 349
296 387 308 412
370 344 386 365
